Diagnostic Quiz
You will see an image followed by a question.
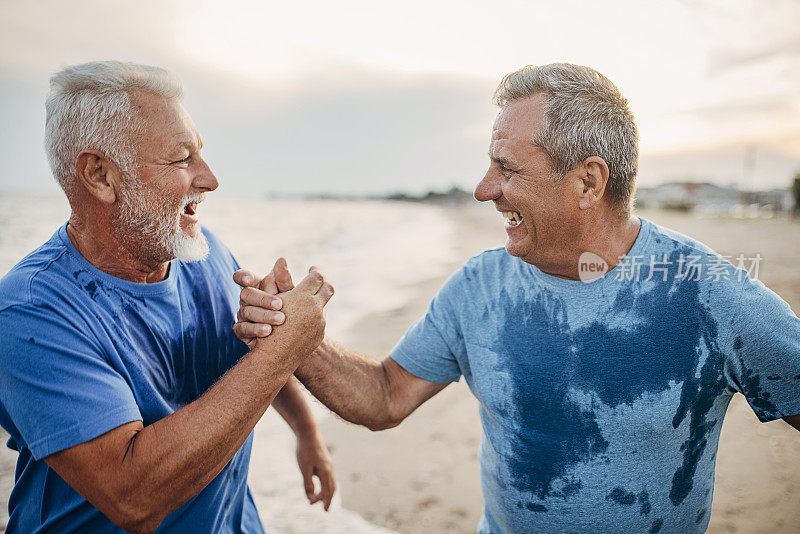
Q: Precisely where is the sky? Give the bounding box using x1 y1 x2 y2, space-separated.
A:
1 0 799 195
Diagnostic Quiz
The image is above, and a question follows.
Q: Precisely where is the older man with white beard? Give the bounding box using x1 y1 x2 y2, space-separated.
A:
0 62 335 533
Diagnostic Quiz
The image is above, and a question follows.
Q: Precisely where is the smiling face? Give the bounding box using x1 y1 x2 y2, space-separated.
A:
474 94 581 272
114 91 219 263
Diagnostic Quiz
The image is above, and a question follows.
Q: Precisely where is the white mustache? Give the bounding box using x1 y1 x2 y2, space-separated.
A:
183 192 205 207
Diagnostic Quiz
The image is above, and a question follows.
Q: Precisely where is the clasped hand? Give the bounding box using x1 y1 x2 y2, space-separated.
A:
233 258 333 354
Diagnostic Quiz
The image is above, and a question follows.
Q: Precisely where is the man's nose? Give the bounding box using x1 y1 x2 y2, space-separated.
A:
193 157 219 192
474 169 500 202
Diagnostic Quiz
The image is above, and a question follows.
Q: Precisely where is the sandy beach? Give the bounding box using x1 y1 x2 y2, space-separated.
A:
1 203 799 533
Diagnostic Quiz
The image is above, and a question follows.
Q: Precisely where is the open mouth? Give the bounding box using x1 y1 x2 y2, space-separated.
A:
183 195 205 217
182 197 204 220
502 210 523 228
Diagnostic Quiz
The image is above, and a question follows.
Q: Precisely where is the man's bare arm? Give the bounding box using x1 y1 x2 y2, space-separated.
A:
45 270 333 534
235 266 450 431
271 376 336 510
272 377 320 440
295 341 449 431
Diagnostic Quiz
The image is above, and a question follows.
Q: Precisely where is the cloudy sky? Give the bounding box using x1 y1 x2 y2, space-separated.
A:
1 0 799 195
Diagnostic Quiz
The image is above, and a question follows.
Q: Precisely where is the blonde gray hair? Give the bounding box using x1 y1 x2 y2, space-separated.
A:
494 63 639 212
44 61 183 199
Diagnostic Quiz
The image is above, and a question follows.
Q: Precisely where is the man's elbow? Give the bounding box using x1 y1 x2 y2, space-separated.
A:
114 514 163 534
109 503 166 534
364 419 398 432
362 409 406 431
363 362 412 431
103 485 168 534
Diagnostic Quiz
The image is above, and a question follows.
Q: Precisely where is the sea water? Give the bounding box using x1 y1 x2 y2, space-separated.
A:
200 196 455 342
0 193 455 532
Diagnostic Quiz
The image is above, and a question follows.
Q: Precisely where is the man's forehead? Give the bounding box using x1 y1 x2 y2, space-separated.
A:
489 121 515 156
491 95 547 140
489 116 527 153
130 91 200 148
131 91 177 117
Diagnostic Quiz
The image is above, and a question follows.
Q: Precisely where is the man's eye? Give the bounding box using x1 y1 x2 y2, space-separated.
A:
172 156 191 165
501 166 516 175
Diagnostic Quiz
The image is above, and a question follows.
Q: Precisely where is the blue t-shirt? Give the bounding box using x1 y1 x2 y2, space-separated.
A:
0 224 264 533
391 218 800 533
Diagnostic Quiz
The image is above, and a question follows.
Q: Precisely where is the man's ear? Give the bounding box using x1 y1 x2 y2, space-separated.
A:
75 149 122 204
577 156 610 210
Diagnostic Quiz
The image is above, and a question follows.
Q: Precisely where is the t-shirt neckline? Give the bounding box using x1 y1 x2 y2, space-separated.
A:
58 223 179 296
524 217 653 292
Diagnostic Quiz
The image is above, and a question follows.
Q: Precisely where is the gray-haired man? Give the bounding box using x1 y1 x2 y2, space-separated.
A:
236 63 800 533
0 61 335 533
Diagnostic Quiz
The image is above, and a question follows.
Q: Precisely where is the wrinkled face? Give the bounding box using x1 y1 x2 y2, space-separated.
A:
474 94 577 270
114 92 218 263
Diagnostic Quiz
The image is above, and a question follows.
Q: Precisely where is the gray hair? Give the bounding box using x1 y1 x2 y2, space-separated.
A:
44 61 184 200
493 63 639 212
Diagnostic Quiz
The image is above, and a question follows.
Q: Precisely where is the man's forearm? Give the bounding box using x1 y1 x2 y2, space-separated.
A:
120 269 332 529
120 342 300 528
293 340 395 430
272 376 319 439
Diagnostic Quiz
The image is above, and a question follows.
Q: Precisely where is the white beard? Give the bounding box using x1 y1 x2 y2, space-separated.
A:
116 178 209 263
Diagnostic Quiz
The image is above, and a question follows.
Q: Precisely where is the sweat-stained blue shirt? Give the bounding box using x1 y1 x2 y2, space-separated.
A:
0 224 264 533
390 218 800 533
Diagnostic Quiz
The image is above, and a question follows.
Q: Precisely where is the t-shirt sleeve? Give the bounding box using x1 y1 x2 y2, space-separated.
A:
0 304 143 460
389 270 465 383
726 277 800 422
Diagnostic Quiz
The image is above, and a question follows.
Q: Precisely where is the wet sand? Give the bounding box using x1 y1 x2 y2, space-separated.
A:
321 205 800 533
